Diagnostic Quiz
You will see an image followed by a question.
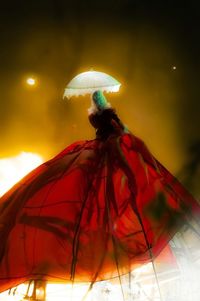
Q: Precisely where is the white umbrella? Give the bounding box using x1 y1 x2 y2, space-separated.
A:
63 70 121 98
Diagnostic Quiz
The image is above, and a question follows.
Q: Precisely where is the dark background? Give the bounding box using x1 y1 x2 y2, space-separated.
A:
0 0 199 195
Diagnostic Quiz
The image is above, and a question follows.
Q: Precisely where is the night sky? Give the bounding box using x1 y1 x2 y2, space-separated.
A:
0 0 200 195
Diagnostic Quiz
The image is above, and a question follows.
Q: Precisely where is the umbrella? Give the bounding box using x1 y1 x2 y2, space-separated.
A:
63 70 121 98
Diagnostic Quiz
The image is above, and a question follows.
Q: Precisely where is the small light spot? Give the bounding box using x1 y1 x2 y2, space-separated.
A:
26 77 36 86
172 66 177 70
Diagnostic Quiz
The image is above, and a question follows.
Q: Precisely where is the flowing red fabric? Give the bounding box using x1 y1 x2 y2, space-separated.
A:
0 109 199 292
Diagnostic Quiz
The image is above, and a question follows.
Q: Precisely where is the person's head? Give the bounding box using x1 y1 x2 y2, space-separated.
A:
92 90 108 110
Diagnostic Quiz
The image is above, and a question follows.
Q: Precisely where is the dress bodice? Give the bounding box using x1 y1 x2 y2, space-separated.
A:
88 108 124 140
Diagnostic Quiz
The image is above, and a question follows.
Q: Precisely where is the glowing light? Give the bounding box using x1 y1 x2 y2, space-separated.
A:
172 66 177 70
0 284 28 301
0 152 43 196
1 259 200 301
46 283 93 301
26 77 36 86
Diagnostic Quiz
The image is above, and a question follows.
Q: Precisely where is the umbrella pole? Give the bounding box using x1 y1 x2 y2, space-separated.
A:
88 93 97 113
90 93 94 108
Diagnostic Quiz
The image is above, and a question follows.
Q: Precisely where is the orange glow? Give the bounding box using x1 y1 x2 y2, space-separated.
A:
0 152 43 197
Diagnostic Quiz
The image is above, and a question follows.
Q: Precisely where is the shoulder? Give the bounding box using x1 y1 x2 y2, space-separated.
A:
89 108 116 119
88 108 118 130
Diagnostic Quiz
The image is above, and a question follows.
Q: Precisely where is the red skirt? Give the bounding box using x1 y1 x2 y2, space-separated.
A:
0 133 199 292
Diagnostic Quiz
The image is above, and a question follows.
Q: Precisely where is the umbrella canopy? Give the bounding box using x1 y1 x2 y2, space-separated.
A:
63 70 121 98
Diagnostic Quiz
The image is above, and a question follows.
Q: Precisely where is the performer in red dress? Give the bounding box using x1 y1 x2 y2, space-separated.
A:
0 90 199 295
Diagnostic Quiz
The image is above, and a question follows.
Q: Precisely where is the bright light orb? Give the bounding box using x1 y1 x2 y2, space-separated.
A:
0 152 43 197
26 77 36 86
172 66 177 70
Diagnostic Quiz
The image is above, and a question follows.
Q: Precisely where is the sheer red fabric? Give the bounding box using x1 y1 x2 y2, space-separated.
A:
0 109 199 292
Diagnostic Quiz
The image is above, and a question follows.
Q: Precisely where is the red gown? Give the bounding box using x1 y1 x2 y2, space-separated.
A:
0 108 199 292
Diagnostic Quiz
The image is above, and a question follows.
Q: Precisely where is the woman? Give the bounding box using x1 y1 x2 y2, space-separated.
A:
0 91 200 299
